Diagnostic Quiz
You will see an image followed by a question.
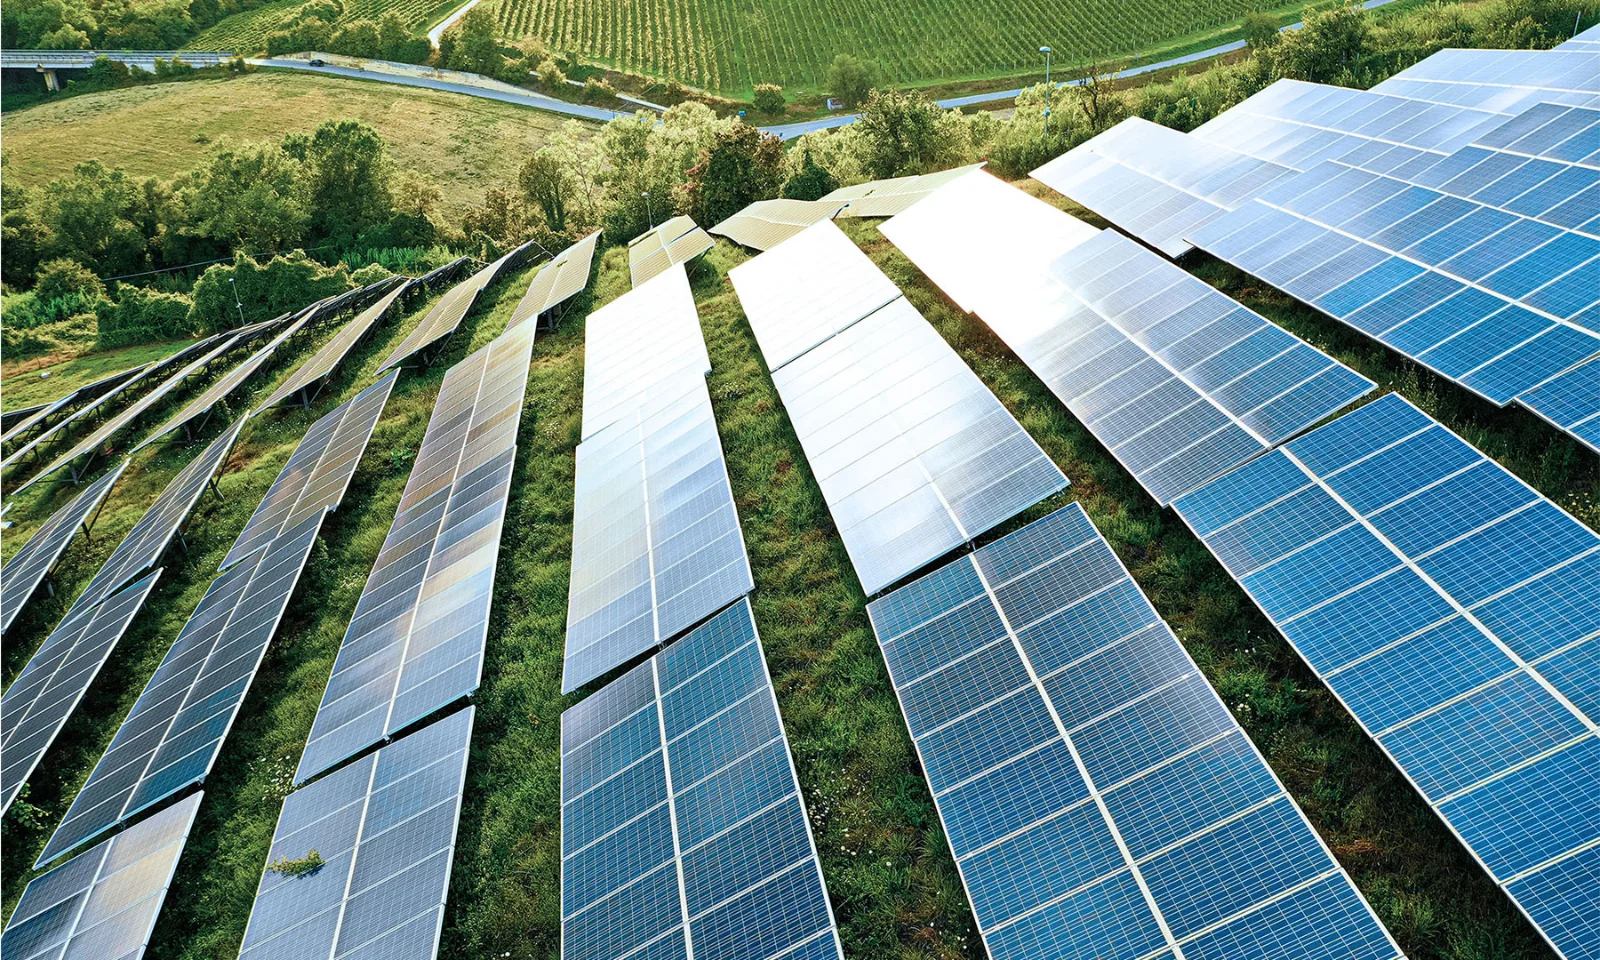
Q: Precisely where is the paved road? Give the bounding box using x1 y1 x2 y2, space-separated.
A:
427 0 482 48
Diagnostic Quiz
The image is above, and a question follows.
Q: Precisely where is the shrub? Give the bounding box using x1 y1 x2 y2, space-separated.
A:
536 57 567 86
96 287 197 348
752 83 785 115
34 259 105 306
189 250 352 333
266 850 325 877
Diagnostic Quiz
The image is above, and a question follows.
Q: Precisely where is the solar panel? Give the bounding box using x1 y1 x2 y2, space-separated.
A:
257 280 414 412
628 216 715 287
295 321 536 783
1 792 201 960
561 599 842 960
563 371 754 693
3 401 49 435
726 219 901 371
708 198 847 250
36 510 327 866
1189 162 1600 434
225 371 398 569
507 230 601 328
865 503 1402 960
417 256 469 289
1032 117 1298 257
581 265 710 440
134 311 313 452
239 707 473 960
825 163 986 217
1172 392 1600 960
1 460 125 637
1557 22 1600 50
1 569 162 814
2 362 143 446
380 241 538 371
1517 356 1600 452
771 295 1067 594
881 175 1373 504
1370 48 1600 115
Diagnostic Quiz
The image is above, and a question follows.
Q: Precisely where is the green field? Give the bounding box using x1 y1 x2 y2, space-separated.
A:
189 0 460 54
1 340 193 412
0 71 585 220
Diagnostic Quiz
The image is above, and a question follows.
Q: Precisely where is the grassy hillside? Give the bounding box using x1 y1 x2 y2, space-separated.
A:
1 339 193 412
0 71 588 220
3 202 1592 960
190 0 460 52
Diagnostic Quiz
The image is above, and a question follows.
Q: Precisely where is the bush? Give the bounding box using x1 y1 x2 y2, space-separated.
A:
34 259 105 305
536 57 568 86
781 149 838 200
189 250 352 333
752 83 785 115
348 262 392 285
96 287 197 348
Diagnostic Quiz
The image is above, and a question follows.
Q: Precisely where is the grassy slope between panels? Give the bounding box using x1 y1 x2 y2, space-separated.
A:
6 203 1596 960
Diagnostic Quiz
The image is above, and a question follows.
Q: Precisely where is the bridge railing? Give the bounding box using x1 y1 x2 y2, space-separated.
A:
0 50 236 68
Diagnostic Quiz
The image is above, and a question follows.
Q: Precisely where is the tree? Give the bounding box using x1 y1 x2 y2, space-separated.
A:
34 258 104 305
330 18 382 57
181 143 308 250
34 160 154 278
855 88 944 177
1073 61 1123 133
1271 3 1370 83
781 149 838 200
752 83 785 115
675 123 785 225
461 186 533 248
440 5 502 75
519 150 574 231
294 120 393 241
827 54 881 108
377 10 429 61
1241 11 1281 49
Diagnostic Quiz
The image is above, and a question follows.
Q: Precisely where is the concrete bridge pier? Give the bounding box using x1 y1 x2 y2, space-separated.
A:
38 66 60 90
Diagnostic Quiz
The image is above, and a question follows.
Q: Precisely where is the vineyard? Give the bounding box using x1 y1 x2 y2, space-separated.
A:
489 0 1294 92
186 0 458 52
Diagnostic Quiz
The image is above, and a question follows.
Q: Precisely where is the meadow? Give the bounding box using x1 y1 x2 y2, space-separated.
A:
3 187 1594 959
0 71 583 220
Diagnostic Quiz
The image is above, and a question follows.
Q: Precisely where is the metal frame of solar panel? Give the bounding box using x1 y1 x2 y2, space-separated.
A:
1 459 125 637
507 229 601 330
1 569 162 814
865 502 1402 960
3 401 48 435
1370 48 1600 115
1031 117 1298 257
1 792 201 960
561 599 842 960
774 295 1067 594
36 508 326 866
239 707 473 960
417 256 469 289
726 219 902 371
226 371 399 568
581 264 710 440
380 241 538 371
881 172 1375 505
708 198 847 251
824 163 986 218
628 216 716 287
563 370 754 693
1188 161 1600 433
295 320 536 783
257 280 415 412
1171 392 1600 960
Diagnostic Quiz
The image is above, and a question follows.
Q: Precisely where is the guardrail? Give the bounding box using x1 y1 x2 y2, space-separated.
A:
0 49 235 69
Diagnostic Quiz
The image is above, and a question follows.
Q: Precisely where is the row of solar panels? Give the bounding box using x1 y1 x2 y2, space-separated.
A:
3 241 604 959
1033 45 1600 453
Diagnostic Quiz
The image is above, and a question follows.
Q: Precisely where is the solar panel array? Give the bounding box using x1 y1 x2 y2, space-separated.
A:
1559 22 1600 51
2 363 143 446
224 371 398 569
1032 117 1298 257
564 370 753 692
727 219 901 371
1 460 125 636
866 503 1402 960
240 707 474 960
628 216 715 287
1 792 201 960
296 320 536 783
1189 160 1600 440
881 172 1374 504
1 570 162 814
134 310 314 452
581 265 709 439
561 599 842 960
708 198 847 250
1172 392 1600 960
258 280 414 412
824 163 986 217
1370 48 1600 114
37 510 326 866
2 401 48 435
381 241 537 371
507 230 601 328
1517 355 1600 452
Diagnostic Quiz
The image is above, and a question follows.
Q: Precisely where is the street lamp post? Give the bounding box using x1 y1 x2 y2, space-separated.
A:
228 276 245 326
642 190 655 229
1040 45 1053 134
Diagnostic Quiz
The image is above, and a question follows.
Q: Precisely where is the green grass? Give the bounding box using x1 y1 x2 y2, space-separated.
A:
188 0 462 52
4 201 1594 959
0 71 588 221
1 339 194 413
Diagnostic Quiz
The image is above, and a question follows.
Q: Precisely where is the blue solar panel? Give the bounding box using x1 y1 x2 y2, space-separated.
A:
560 599 842 960
1173 392 1600 960
1517 356 1600 453
865 502 1401 960
240 708 473 960
1371 48 1600 116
